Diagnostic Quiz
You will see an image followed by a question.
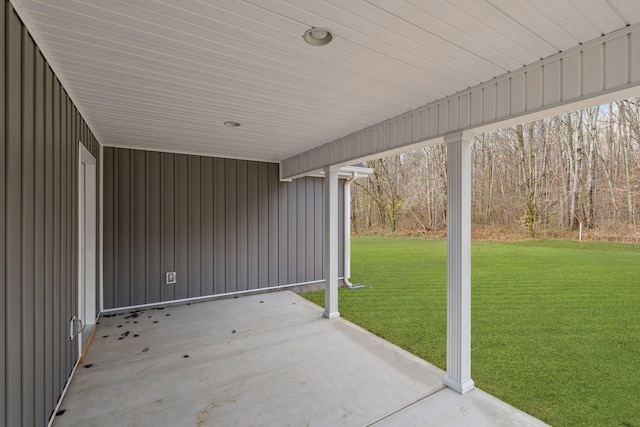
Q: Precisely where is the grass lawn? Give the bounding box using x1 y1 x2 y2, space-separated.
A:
302 236 640 427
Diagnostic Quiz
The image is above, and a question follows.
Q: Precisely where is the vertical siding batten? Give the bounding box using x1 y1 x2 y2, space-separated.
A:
267 163 279 287
62 93 69 374
43 60 53 420
225 159 237 292
236 160 248 291
314 179 323 281
296 179 305 283
176 154 189 300
213 157 226 295
161 152 175 302
0 3 5 421
188 155 201 297
52 76 61 399
338 183 345 276
278 179 288 285
57 81 64 387
247 161 259 290
257 162 269 288
59 87 67 385
117 149 130 307
65 92 73 373
21 26 35 427
287 180 297 283
33 46 45 427
305 178 314 280
102 148 114 309
133 150 146 305
6 6 23 425
69 99 76 365
128 149 134 305
147 151 161 303
201 156 214 295
92 137 99 325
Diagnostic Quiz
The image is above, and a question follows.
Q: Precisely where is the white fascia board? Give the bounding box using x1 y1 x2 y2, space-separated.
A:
338 165 374 176
280 165 373 181
281 22 640 179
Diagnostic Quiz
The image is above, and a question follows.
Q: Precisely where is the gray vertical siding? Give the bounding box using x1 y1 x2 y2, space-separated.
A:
0 2 5 422
6 7 20 426
1 3 101 425
22 24 35 427
103 147 344 309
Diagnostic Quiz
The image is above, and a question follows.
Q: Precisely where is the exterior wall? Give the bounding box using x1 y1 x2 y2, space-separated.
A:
1 2 101 426
103 147 344 309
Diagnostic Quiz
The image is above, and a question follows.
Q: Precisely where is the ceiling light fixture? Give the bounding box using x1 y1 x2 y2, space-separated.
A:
303 27 333 46
224 121 241 127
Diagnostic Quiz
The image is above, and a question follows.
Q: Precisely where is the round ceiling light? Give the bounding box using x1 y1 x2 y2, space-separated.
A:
303 27 333 46
224 121 241 127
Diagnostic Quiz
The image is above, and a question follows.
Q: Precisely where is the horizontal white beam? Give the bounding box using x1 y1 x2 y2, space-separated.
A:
279 165 373 181
281 23 640 179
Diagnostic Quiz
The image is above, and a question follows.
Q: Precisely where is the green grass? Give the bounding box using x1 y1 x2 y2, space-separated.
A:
302 236 640 427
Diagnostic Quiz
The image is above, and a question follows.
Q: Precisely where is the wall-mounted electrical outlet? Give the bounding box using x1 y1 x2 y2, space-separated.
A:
166 271 177 285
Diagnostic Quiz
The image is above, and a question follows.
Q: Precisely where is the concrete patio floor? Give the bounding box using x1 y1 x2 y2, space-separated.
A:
53 291 547 426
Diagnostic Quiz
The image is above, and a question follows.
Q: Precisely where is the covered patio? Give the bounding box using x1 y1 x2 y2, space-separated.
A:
2 1 640 425
54 291 545 426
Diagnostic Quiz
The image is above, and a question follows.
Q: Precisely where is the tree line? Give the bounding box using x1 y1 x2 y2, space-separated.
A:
352 98 640 241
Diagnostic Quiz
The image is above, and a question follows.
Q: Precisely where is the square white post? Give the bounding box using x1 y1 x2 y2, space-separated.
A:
443 132 475 394
323 166 340 319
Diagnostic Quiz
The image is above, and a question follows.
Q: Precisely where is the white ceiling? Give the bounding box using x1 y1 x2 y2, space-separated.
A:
11 0 640 162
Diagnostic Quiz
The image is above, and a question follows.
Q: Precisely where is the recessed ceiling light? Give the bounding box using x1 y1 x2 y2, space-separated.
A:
303 27 333 46
224 121 241 127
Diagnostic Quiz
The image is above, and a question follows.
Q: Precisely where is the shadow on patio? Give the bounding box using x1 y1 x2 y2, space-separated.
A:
53 291 547 426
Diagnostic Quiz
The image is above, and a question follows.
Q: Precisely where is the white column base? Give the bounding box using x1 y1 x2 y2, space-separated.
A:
323 310 340 319
444 376 475 394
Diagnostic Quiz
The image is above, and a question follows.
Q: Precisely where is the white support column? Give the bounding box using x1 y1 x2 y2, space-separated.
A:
443 131 475 394
323 166 340 319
